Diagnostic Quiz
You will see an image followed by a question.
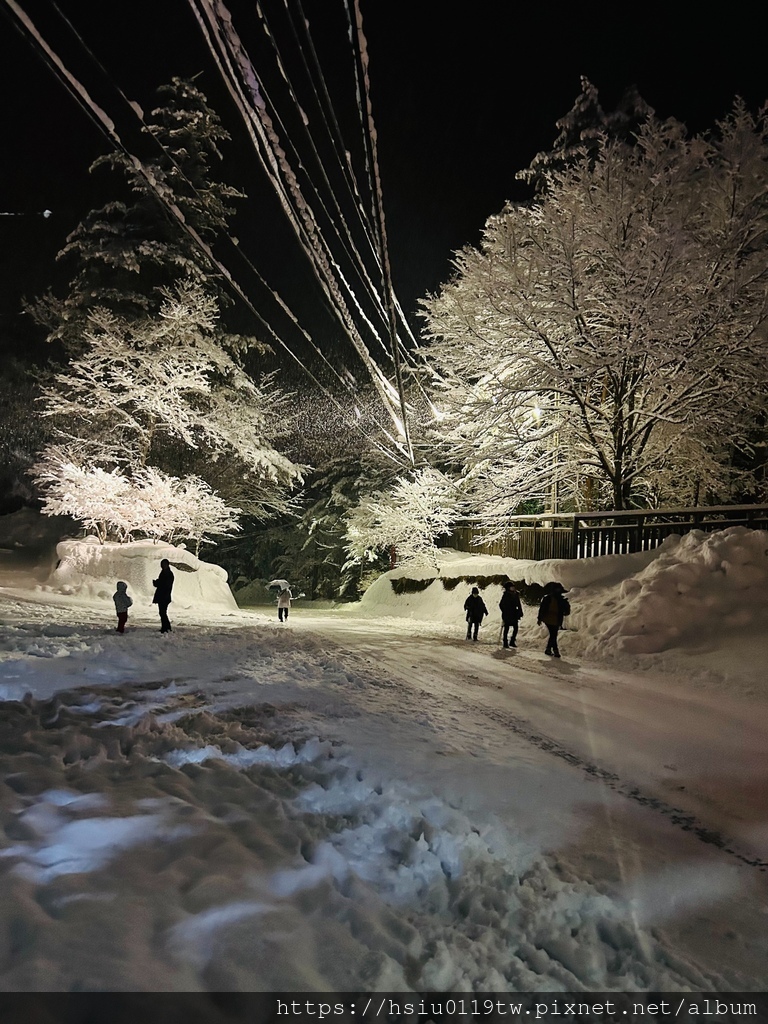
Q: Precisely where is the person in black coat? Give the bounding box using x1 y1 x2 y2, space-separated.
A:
463 586 488 641
499 580 523 648
152 558 175 633
537 582 570 657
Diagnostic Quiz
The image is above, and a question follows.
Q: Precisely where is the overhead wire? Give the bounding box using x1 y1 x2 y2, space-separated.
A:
8 0 443 464
282 0 424 366
346 0 414 464
48 1 382 399
254 0 406 368
193 0 433 443
187 0 413 453
5 0 409 468
90 35 420 472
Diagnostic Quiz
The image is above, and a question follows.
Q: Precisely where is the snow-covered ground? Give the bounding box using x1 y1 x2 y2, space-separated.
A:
0 521 767 992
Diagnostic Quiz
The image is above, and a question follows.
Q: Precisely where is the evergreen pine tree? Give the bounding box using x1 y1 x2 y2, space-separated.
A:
521 77 653 191
32 78 244 352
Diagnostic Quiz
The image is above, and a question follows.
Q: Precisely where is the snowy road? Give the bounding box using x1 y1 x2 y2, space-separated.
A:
306 615 768 868
1 591 768 990
294 612 768 988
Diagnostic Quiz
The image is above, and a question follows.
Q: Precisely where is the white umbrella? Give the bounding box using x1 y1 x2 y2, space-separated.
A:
267 579 291 589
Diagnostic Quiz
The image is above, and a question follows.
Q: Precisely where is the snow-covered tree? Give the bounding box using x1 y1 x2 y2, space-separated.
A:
32 285 301 539
34 454 240 547
421 99 768 524
32 78 244 351
522 77 653 191
345 467 465 570
32 457 135 543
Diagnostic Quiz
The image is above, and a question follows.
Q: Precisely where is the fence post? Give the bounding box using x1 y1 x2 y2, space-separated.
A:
570 515 579 558
630 514 643 553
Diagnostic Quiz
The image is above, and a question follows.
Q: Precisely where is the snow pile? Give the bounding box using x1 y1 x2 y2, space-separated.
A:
0 684 701 992
357 528 768 662
42 537 237 611
572 527 768 654
0 789 188 884
356 543 668 625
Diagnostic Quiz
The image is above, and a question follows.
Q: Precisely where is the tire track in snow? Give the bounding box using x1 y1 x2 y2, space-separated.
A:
306 628 768 874
450 686 768 873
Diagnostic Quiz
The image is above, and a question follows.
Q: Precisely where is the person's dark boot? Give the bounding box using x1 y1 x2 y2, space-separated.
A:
553 649 561 658
503 640 509 648
545 648 552 655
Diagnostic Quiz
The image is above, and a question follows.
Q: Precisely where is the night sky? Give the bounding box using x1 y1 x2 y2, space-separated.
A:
1 0 766 366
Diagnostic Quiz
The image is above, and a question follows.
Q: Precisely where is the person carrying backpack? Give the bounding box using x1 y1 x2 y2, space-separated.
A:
463 586 488 641
499 580 523 648
537 582 570 657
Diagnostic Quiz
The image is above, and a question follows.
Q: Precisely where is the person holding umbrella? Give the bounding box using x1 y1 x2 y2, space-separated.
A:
268 579 293 622
277 585 293 622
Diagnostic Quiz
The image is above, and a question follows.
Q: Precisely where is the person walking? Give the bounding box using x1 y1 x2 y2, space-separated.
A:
152 558 175 633
277 585 292 622
499 580 523 648
112 581 133 634
537 582 570 657
463 586 488 641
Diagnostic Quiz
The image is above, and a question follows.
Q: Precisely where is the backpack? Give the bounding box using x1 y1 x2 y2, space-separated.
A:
561 596 571 617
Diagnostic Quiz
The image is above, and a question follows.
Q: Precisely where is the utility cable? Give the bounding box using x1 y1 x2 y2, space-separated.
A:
4 0 410 468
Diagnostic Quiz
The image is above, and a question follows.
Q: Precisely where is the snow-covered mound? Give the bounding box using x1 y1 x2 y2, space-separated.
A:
574 526 768 654
357 543 666 624
42 537 237 611
357 527 768 659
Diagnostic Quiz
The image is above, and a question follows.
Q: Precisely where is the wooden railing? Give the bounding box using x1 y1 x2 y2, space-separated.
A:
447 505 768 561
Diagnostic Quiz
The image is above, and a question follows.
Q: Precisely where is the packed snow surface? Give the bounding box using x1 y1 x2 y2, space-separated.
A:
0 518 767 991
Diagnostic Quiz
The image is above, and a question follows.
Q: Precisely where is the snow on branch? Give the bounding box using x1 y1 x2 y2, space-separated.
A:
345 467 465 569
421 101 768 517
32 451 241 547
34 282 302 526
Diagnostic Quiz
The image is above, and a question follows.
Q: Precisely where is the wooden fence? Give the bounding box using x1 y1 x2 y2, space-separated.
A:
447 505 768 561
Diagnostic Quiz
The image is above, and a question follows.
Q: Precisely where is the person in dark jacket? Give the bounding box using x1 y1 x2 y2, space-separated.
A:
463 586 488 641
537 582 570 657
152 558 175 633
499 580 523 648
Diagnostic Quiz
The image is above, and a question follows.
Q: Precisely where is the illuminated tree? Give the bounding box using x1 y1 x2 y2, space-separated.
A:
345 467 464 569
422 99 768 524
32 285 301 540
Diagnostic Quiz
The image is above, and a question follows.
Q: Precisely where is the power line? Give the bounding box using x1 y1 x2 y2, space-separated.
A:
4 0 410 469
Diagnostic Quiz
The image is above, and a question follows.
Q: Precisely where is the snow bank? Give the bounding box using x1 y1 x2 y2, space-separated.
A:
573 527 768 654
357 527 768 659
356 542 669 624
42 538 237 611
